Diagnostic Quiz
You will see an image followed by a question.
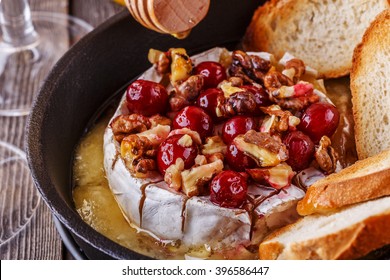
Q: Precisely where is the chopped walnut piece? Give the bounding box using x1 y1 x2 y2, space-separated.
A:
250 54 272 78
119 125 170 177
202 136 227 155
279 52 318 78
260 105 300 133
289 116 301 128
164 158 185 191
168 128 202 145
168 96 186 113
206 152 224 163
228 77 244 87
121 134 156 177
219 81 245 98
110 114 151 142
243 130 287 154
264 67 294 93
219 48 233 69
228 91 257 114
137 125 171 146
149 115 171 128
260 115 278 133
216 91 257 118
194 155 207 166
148 48 170 75
268 81 320 111
315 136 338 174
229 50 271 84
202 136 227 163
178 134 193 147
233 130 288 167
272 94 320 111
284 58 306 81
170 48 192 86
169 74 204 111
136 159 156 174
247 163 295 189
181 159 224 197
272 82 314 99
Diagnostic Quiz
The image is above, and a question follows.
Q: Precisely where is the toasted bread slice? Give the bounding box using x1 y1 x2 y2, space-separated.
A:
243 0 390 78
351 9 390 159
259 196 390 260
297 149 390 216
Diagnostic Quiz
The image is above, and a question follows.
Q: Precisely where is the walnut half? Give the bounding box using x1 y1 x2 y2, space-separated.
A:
247 163 295 189
233 130 288 167
164 158 185 191
121 134 156 177
181 159 224 197
110 114 151 142
120 125 171 177
315 136 338 174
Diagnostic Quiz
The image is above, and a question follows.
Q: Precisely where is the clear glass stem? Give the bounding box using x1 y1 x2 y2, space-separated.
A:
0 0 38 47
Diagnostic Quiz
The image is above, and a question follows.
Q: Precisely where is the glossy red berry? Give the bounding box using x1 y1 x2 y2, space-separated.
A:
157 134 198 175
225 143 256 172
197 88 224 121
221 116 256 144
284 131 315 171
210 170 248 208
194 61 227 89
126 79 168 116
298 102 340 143
173 106 213 139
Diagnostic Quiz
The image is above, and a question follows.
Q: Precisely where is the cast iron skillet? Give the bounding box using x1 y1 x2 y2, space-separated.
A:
26 1 263 260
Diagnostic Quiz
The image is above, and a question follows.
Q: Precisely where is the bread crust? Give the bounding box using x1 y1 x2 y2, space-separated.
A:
297 149 390 215
243 0 390 79
351 9 390 159
260 209 390 259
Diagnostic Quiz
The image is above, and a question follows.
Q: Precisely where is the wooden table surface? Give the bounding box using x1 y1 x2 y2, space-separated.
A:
0 0 123 260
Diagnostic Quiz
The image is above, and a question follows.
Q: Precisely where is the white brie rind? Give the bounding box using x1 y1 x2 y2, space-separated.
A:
103 47 326 251
183 197 251 249
141 182 186 241
251 184 305 245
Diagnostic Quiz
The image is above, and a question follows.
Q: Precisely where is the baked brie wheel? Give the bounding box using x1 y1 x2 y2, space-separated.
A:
103 47 343 257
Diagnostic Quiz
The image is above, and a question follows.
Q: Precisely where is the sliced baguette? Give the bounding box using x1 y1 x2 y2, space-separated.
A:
259 196 390 260
351 9 390 160
297 149 390 216
243 0 390 78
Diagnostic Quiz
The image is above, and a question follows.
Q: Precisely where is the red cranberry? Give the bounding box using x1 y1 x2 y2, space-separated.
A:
126 79 168 116
157 134 198 175
225 143 256 171
210 170 248 208
298 102 340 143
173 106 213 139
241 85 272 107
194 61 227 89
284 131 315 171
222 116 256 144
197 88 225 121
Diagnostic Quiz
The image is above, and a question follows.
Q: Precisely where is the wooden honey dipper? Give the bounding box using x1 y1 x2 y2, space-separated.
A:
125 0 210 38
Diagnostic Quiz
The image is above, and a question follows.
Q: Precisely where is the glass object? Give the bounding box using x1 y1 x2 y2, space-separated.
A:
0 0 93 116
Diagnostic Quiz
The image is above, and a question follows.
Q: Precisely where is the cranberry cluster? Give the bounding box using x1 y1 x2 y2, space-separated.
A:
124 50 340 209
